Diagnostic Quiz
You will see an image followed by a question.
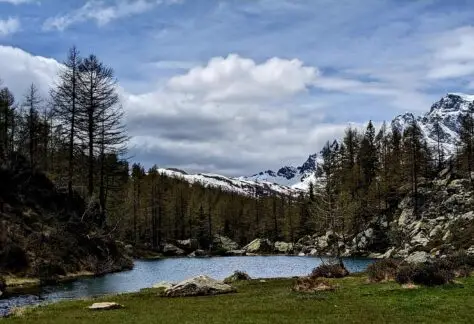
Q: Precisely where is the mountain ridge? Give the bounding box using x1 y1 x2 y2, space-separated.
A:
155 93 474 197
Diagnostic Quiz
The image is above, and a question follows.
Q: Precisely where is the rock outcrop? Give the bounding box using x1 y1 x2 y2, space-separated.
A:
243 238 274 254
213 235 240 252
164 275 236 297
162 244 185 257
293 167 474 263
274 241 294 254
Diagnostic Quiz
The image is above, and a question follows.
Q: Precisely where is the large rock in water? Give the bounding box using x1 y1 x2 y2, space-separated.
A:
175 239 198 252
163 243 185 256
274 241 294 254
243 238 273 254
213 235 239 252
164 275 235 297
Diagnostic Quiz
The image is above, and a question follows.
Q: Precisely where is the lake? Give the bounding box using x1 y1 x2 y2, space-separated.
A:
0 256 373 316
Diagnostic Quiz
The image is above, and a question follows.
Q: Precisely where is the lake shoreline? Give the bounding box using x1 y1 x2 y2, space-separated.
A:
4 275 474 323
3 254 364 292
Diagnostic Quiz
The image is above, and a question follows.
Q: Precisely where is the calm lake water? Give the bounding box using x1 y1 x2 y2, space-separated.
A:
0 256 373 316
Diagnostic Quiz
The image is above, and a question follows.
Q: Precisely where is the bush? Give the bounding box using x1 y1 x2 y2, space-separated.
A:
434 253 474 277
396 262 454 286
367 259 401 282
311 263 349 279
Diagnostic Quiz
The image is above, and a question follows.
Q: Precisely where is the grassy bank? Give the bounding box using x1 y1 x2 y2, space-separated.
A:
4 275 474 324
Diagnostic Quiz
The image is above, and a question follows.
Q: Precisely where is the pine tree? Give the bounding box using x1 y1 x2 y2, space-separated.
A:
22 83 42 166
51 46 82 198
0 86 15 159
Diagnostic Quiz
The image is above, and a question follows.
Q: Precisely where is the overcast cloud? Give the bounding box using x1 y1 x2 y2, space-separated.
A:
2 0 474 176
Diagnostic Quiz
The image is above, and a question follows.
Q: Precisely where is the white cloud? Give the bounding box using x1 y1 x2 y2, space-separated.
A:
0 17 20 36
43 0 179 31
0 45 60 99
168 54 318 101
427 26 474 79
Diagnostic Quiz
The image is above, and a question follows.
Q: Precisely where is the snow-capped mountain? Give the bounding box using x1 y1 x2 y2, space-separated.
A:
392 93 474 156
159 93 474 198
239 153 318 191
155 168 299 196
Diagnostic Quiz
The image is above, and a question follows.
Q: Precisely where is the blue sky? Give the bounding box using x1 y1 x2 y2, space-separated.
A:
1 0 474 175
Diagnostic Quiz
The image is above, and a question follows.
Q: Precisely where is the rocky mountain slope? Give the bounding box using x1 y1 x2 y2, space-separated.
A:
292 165 474 262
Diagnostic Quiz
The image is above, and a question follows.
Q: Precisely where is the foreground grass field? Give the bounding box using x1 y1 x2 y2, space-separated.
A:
4 275 474 324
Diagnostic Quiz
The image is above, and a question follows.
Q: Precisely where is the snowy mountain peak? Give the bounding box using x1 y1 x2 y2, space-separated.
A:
241 153 319 191
429 93 474 115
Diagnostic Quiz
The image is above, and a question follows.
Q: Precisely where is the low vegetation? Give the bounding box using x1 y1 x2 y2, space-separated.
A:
4 276 474 324
310 263 349 279
367 259 402 282
366 255 474 286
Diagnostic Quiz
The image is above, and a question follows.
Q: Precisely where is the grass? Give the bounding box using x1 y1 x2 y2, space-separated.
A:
3 275 474 324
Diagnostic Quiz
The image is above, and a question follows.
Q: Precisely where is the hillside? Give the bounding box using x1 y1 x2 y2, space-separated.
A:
0 155 133 281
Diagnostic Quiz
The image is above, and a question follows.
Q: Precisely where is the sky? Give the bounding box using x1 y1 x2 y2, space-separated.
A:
1 0 474 176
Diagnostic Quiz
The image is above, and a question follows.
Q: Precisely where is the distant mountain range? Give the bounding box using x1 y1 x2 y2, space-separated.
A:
157 93 474 196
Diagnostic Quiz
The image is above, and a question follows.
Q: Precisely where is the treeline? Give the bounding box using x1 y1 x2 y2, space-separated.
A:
123 166 313 248
0 46 313 251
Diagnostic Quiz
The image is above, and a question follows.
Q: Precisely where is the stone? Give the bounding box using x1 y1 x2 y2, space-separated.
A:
404 251 429 264
274 241 294 254
296 235 313 246
410 232 429 247
242 238 273 254
213 235 239 252
175 239 198 252
381 247 395 259
164 275 235 297
163 243 185 256
152 281 174 290
398 208 413 227
298 252 306 256
461 211 474 221
442 230 451 241
188 249 207 257
223 271 251 284
309 248 318 256
368 253 384 259
466 246 474 256
88 302 123 310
